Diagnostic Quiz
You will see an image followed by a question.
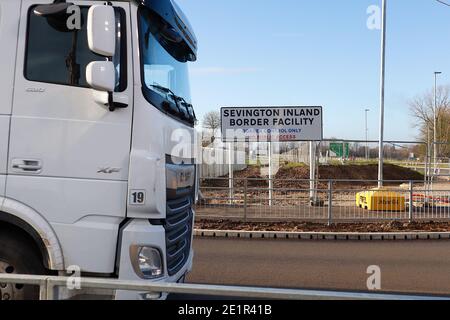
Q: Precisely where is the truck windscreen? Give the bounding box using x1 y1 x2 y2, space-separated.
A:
138 6 195 126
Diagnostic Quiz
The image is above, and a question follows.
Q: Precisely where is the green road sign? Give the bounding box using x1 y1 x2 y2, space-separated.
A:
330 143 349 158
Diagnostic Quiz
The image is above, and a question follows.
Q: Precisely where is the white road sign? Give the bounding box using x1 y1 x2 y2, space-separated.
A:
221 106 323 142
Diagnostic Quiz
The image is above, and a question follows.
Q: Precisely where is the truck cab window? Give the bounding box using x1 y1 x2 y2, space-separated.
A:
24 6 126 91
138 5 196 126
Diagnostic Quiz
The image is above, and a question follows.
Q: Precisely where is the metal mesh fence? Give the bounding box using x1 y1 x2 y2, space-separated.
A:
196 178 450 223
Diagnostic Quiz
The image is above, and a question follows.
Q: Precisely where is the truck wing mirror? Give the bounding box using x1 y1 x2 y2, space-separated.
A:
86 4 127 111
86 61 115 92
87 5 116 57
86 61 128 111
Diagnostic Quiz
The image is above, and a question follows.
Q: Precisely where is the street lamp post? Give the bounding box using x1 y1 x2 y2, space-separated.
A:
434 71 442 173
378 0 387 188
365 109 370 160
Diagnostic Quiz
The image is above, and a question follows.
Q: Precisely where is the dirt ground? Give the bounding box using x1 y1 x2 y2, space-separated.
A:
195 219 450 233
202 164 425 189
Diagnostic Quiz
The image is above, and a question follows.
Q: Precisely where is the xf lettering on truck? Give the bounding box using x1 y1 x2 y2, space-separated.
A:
97 167 121 174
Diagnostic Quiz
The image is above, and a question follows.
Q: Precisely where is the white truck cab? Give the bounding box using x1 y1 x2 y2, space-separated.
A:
0 0 198 300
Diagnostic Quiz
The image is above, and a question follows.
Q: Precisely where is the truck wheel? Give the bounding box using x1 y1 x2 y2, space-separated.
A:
0 227 47 300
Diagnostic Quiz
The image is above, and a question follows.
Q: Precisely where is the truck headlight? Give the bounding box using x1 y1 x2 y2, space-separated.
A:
130 246 163 279
166 164 195 191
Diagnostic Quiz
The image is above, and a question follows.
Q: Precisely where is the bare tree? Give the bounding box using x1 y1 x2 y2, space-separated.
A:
202 111 221 142
409 86 450 157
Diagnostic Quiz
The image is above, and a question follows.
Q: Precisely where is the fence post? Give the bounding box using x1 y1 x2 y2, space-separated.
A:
38 278 48 300
244 179 248 222
409 181 414 223
328 180 333 226
46 279 55 300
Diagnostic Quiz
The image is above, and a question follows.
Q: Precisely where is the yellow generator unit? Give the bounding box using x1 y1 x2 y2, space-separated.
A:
356 189 406 212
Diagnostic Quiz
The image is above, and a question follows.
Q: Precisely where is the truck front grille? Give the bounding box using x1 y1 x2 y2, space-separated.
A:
164 195 193 276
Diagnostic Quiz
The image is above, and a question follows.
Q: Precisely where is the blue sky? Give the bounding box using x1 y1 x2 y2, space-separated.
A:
176 0 450 141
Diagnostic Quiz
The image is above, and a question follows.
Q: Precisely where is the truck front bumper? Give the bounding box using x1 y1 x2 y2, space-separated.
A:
114 219 194 300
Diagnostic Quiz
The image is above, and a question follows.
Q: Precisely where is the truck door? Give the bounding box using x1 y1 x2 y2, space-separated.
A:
6 1 133 272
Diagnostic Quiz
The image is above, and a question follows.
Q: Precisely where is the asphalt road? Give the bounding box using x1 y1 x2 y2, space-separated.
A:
182 237 450 297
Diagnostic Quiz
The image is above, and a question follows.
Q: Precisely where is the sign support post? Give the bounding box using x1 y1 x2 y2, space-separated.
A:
269 141 273 207
309 141 316 203
228 142 234 205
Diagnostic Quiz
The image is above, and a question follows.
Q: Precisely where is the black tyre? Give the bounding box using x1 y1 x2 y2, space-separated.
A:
0 226 47 300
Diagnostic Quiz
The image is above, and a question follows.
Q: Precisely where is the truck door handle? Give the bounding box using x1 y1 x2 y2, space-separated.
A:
11 159 42 173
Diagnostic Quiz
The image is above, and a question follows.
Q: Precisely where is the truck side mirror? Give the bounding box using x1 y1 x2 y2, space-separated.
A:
85 4 127 111
86 61 115 92
87 5 116 56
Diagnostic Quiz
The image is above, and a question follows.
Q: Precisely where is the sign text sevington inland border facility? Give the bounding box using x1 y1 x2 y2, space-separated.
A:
221 107 323 142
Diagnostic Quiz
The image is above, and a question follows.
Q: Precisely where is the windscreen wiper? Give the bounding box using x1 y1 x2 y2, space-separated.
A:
175 96 197 123
149 84 196 123
149 84 183 113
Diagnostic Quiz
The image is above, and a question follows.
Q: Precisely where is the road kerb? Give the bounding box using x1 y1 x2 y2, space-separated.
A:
194 229 450 241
